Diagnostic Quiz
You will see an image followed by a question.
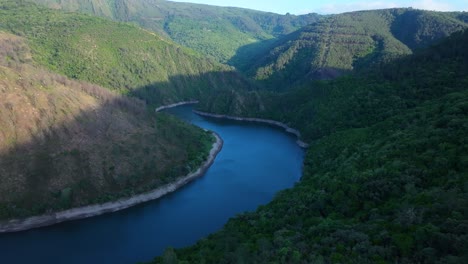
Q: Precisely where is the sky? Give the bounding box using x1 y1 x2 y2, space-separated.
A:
170 0 468 15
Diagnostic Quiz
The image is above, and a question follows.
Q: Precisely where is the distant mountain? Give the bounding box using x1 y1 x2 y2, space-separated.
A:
157 29 468 264
32 0 320 65
0 0 252 107
28 1 468 91
0 32 214 219
243 8 467 90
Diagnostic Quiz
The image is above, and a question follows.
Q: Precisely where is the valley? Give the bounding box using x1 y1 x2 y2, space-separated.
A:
0 0 467 263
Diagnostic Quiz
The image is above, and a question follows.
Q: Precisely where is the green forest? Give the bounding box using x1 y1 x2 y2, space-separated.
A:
32 0 320 65
243 8 467 90
0 0 466 263
153 29 468 263
0 0 253 107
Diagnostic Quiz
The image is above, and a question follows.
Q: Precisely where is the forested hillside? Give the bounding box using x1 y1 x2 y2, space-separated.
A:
0 0 252 107
153 30 468 263
32 0 320 65
0 32 214 219
2 1 466 262
244 8 467 90
30 1 467 86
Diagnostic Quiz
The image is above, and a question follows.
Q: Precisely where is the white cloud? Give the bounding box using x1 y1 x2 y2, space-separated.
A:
311 0 455 14
314 1 399 14
411 0 454 11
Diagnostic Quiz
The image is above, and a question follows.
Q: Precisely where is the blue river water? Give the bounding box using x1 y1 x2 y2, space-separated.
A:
0 105 304 264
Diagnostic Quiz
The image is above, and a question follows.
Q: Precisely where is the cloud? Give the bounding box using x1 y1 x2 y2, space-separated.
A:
314 1 399 14
411 0 454 11
311 0 455 14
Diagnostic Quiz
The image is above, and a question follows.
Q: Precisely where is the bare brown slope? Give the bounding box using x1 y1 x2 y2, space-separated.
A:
0 33 213 219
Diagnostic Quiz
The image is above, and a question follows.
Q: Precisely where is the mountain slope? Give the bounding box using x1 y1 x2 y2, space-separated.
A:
154 30 468 263
30 1 467 87
0 0 252 107
245 8 467 90
32 0 320 65
0 32 214 219
391 8 468 50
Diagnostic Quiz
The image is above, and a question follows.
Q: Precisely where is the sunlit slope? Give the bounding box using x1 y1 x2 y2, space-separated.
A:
32 0 320 64
0 32 213 219
246 8 467 89
0 0 252 106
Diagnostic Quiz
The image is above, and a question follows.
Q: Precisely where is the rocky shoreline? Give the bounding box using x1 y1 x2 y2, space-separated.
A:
0 133 223 233
155 102 308 148
155 100 199 112
193 110 309 148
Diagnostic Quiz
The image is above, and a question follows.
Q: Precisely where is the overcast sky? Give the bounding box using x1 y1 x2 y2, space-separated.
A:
169 0 468 14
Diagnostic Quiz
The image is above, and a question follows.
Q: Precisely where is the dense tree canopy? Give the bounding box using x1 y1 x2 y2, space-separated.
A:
243 8 467 90
152 29 468 263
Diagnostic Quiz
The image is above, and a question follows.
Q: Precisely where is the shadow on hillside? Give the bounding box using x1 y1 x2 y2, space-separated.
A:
128 70 256 107
228 38 350 90
0 63 253 219
227 38 279 72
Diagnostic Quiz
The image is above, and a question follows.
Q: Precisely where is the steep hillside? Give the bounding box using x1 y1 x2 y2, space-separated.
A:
154 30 468 263
391 9 468 50
0 32 215 220
32 0 320 65
29 1 467 86
245 8 467 90
0 0 252 107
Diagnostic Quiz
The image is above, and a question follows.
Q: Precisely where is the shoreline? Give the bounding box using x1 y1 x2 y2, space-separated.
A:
155 100 199 112
193 110 309 148
0 133 223 233
155 102 308 148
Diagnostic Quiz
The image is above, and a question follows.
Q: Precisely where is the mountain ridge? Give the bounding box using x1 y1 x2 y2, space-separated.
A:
32 0 320 64
244 8 467 89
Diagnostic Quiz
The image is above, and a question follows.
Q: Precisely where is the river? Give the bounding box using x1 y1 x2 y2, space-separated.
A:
0 105 304 263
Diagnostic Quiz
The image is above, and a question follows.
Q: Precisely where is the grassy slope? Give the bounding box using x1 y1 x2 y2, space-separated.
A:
153 30 468 263
31 0 320 65
245 8 467 90
0 0 252 107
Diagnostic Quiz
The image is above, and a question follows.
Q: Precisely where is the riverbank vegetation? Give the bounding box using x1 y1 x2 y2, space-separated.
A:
152 29 468 263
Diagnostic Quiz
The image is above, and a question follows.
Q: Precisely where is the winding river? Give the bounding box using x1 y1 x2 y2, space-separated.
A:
0 105 304 264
